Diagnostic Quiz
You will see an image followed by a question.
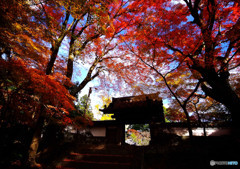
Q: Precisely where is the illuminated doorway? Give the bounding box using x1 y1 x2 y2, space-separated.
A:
125 124 151 146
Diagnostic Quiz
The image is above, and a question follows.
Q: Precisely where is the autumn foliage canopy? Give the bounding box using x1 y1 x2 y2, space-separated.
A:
0 0 240 127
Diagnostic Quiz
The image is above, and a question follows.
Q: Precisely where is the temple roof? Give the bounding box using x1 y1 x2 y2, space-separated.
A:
100 92 162 114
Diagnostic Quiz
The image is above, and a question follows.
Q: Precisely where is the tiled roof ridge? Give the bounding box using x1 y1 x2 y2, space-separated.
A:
112 92 161 102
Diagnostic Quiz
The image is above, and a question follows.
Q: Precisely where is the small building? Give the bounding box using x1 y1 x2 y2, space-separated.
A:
100 92 164 124
95 93 165 145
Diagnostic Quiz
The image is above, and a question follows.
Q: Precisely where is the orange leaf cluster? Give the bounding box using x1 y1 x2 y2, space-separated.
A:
0 58 75 126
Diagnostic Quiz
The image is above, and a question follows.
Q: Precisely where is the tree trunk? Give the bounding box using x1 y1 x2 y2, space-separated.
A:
201 69 240 128
183 107 193 137
27 106 45 167
194 104 207 137
223 96 240 128
66 54 74 80
0 91 6 120
46 44 61 75
27 11 73 167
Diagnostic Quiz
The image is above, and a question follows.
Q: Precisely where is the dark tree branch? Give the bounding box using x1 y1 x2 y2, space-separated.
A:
66 33 100 79
46 20 75 75
218 48 240 73
208 0 216 31
164 43 185 56
70 56 101 97
62 6 71 32
183 80 202 107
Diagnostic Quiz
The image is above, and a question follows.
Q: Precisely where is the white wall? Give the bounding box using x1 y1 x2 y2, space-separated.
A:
167 128 232 136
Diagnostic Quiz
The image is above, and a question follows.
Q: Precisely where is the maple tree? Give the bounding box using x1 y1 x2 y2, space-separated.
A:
1 0 137 167
36 0 131 165
1 0 239 167
39 0 135 96
118 0 240 127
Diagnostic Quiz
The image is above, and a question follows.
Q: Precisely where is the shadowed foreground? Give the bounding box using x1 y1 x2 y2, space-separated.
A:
1 123 240 169
39 135 240 169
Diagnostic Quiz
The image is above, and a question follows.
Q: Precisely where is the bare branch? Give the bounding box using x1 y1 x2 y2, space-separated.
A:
164 43 185 56
70 56 101 97
218 48 240 73
183 80 202 107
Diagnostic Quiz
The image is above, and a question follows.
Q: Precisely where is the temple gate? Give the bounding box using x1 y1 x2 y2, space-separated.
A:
99 93 165 145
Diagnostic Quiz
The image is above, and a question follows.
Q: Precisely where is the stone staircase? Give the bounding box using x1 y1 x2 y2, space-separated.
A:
55 144 142 169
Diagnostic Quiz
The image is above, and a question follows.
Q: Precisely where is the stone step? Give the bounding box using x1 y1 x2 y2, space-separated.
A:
55 144 142 169
68 152 133 163
56 158 132 169
73 144 133 154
